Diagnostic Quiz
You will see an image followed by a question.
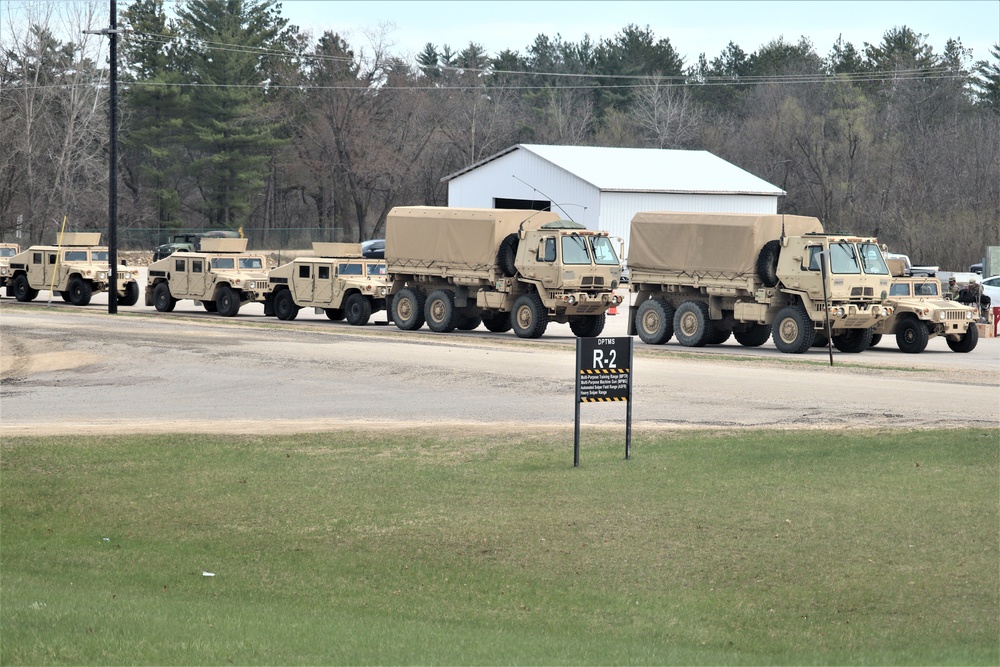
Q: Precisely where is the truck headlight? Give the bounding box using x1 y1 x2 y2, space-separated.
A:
967 311 974 320
565 295 576 305
380 287 387 296
98 271 107 281
938 311 946 321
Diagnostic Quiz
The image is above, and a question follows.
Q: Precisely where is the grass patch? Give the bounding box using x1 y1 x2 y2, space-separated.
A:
2 429 997 665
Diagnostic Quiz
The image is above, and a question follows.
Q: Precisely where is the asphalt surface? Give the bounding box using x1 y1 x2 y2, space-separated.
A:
2 288 998 436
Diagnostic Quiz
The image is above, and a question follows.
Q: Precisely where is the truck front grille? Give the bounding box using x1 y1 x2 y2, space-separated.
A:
850 287 875 297
581 276 605 287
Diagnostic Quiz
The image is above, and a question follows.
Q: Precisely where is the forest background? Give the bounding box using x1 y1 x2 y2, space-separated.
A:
2 0 998 270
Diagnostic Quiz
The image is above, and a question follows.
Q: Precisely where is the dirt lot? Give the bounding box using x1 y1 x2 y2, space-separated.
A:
2 300 998 437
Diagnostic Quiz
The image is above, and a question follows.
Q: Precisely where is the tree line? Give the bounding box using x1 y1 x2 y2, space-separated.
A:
2 0 998 270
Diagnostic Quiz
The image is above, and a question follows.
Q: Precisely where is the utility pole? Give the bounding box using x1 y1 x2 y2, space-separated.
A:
85 0 119 314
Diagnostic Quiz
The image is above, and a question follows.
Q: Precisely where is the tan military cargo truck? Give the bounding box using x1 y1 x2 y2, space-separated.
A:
385 207 624 338
870 275 978 353
145 237 270 317
627 212 894 353
2 233 140 306
265 242 390 325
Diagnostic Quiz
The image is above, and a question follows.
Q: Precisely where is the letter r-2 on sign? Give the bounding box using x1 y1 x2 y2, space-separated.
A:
574 337 634 466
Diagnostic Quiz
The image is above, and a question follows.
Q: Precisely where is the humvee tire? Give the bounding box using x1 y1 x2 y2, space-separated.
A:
481 311 512 333
153 282 176 312
812 333 829 348
733 323 771 347
636 298 674 345
120 281 141 306
895 316 929 354
393 287 426 330
203 301 218 312
274 289 299 321
456 314 482 331
498 234 519 278
756 240 781 288
569 313 606 338
512 292 548 339
13 275 37 302
59 291 72 303
673 300 714 347
869 334 882 347
833 327 873 353
345 292 372 326
216 287 241 317
772 303 815 353
325 308 344 321
946 324 978 353
425 289 458 333
68 277 93 306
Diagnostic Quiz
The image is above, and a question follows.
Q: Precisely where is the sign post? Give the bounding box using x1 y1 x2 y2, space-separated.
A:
574 337 634 467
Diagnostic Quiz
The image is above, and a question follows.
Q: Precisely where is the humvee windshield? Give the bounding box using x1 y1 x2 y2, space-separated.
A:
211 257 235 270
589 236 619 265
368 263 387 276
239 257 263 270
0 248 16 257
92 250 109 262
914 282 939 296
889 283 912 297
65 251 89 261
339 263 363 275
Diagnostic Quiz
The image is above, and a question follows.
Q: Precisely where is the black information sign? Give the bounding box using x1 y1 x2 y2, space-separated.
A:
574 337 634 466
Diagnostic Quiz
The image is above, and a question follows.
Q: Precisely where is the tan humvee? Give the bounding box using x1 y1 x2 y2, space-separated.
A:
145 237 270 317
0 243 20 276
3 233 140 306
265 243 390 325
872 276 978 353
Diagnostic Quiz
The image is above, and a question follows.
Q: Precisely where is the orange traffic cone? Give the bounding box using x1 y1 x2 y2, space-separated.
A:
608 305 617 316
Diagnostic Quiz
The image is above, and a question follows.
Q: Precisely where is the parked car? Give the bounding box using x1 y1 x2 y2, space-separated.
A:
979 275 1000 303
361 239 385 259
969 262 983 274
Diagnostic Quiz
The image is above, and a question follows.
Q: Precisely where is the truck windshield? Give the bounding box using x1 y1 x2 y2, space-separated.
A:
212 257 235 270
368 263 387 276
65 251 88 261
92 251 108 262
0 248 16 257
858 243 889 275
588 236 619 265
828 243 861 274
239 257 263 270
561 235 592 265
914 282 939 296
889 283 911 297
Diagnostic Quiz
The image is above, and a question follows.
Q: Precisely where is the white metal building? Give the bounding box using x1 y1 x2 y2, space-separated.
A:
443 144 785 255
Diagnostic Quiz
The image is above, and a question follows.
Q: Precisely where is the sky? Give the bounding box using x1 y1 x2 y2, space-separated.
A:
274 0 1000 65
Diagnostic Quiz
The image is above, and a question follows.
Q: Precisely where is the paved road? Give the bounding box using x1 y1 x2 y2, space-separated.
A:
2 297 997 436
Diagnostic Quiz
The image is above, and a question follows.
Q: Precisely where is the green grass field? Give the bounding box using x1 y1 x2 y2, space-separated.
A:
2 428 997 665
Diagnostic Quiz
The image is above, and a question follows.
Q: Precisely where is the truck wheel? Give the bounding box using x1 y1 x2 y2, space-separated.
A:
512 292 548 339
393 287 426 330
733 323 771 347
947 323 979 353
274 289 299 321
570 314 606 338
498 234 519 277
153 282 176 312
12 275 37 302
869 334 882 347
59 291 72 303
120 281 140 306
216 287 241 317
456 314 482 331
425 289 458 333
811 333 829 348
68 277 93 306
673 300 714 347
772 303 816 353
203 301 218 312
707 327 732 345
346 293 373 326
756 240 781 287
833 327 873 353
636 298 674 345
895 316 929 354
325 308 344 321
481 311 512 333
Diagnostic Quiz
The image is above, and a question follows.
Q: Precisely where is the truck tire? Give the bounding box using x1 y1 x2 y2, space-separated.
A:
512 292 548 339
947 323 978 353
869 334 882 347
482 311 512 333
216 287 241 317
636 298 674 345
498 234 519 277
833 327 873 353
756 240 781 287
274 289 299 321
68 277 93 306
203 301 218 312
673 300 715 347
153 282 176 312
456 314 482 331
733 323 771 347
772 303 815 353
12 275 37 302
393 287 426 330
346 292 373 326
59 291 72 303
895 316 929 354
707 327 732 345
570 314 606 338
325 308 344 321
424 289 458 332
120 281 141 306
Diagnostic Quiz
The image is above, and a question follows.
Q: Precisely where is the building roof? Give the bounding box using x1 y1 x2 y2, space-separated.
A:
443 144 785 196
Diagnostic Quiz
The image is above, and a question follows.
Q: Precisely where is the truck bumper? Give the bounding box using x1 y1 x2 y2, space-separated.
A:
553 291 623 314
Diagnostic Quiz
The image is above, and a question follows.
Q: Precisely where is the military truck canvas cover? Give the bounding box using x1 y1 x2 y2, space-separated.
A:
56 232 102 246
313 242 362 258
199 237 248 253
386 207 561 271
628 212 823 275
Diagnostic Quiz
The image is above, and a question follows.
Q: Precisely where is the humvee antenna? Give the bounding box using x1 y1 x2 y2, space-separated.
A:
511 175 582 222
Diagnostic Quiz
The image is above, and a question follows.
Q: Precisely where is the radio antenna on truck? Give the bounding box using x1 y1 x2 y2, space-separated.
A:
511 175 584 223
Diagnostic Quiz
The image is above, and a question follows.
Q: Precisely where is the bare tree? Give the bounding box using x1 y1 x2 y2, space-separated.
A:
629 76 701 148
